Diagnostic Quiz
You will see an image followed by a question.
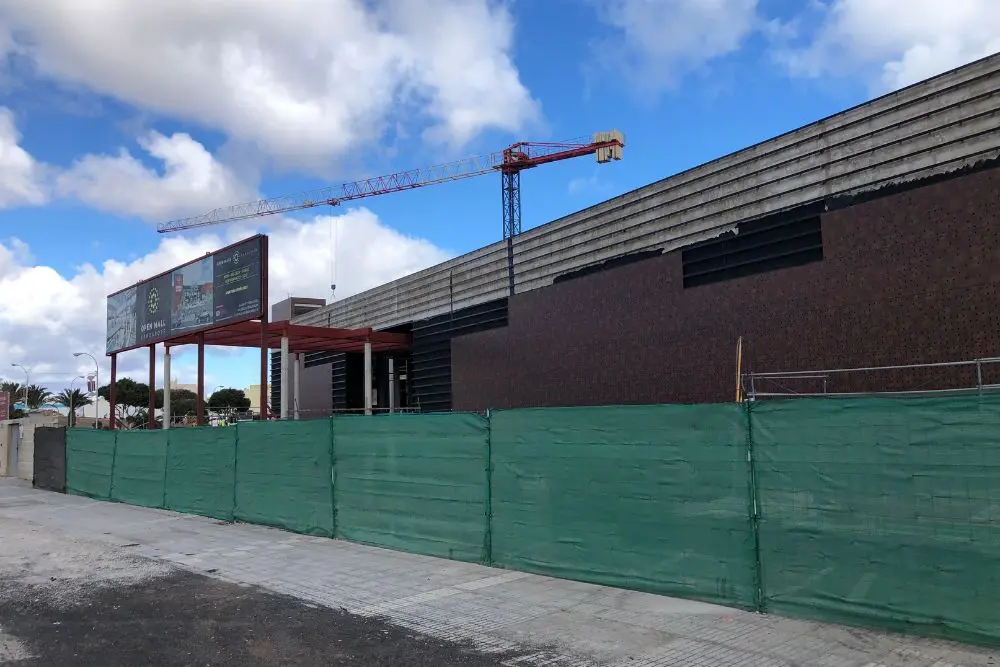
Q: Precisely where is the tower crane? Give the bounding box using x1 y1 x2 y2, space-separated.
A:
157 130 625 295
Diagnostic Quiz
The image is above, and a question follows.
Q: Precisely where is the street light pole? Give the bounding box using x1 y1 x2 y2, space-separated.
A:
73 352 100 429
69 375 85 427
10 363 28 411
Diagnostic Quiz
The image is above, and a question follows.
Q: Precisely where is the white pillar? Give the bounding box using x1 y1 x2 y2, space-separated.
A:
388 357 395 414
280 336 290 420
93 364 100 429
363 341 373 416
293 353 302 420
163 349 171 430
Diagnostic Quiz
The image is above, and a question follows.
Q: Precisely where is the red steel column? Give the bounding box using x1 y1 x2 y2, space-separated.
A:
197 332 206 426
148 344 156 429
259 235 269 420
109 353 118 430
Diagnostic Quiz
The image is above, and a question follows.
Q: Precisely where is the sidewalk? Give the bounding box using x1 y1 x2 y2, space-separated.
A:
0 479 994 667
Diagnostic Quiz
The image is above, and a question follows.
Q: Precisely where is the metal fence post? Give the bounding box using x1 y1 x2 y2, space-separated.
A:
161 428 169 509
231 423 240 519
329 416 338 539
108 429 120 502
745 400 765 613
483 409 494 566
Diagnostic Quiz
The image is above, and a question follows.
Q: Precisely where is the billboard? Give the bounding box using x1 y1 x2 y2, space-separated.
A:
106 235 265 354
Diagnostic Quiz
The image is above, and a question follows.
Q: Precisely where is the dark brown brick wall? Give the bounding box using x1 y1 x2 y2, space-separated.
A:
451 167 1000 410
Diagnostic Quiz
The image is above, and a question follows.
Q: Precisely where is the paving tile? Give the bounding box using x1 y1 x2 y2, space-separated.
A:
0 480 996 667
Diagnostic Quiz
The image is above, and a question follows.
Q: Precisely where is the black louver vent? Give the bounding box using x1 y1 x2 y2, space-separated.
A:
410 298 508 412
682 207 823 288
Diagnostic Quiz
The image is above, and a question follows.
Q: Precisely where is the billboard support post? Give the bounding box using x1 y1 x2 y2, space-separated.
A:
197 332 205 426
260 235 269 421
148 344 156 430
109 354 118 430
163 348 171 430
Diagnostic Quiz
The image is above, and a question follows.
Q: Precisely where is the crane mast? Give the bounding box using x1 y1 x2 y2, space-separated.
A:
156 130 624 294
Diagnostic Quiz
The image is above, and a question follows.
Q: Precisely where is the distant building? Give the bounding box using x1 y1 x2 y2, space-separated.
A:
244 384 270 414
169 379 198 393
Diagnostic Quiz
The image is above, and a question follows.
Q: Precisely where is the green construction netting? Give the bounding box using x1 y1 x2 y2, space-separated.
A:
490 404 757 608
333 413 489 562
111 430 168 509
751 395 1000 646
235 420 334 536
164 427 236 521
65 429 116 500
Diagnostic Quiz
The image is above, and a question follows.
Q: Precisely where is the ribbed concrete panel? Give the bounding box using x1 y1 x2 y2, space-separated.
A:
295 54 1000 331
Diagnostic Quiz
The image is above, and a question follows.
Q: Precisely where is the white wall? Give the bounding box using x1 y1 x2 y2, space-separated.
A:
16 421 34 482
0 415 64 480
0 421 11 477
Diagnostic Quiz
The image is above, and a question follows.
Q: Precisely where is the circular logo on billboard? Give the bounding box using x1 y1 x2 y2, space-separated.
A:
232 250 242 265
147 287 160 314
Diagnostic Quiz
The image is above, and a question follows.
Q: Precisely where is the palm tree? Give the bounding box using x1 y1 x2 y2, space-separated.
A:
0 381 24 419
25 385 52 410
1 380 21 403
54 388 93 427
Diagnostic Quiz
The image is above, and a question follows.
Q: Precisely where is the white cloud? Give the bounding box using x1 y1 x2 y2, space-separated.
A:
57 131 256 222
779 0 1000 91
592 0 760 90
0 0 540 169
0 209 450 392
0 106 46 207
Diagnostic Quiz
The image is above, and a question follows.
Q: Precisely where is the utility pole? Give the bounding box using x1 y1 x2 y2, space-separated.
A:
74 352 100 428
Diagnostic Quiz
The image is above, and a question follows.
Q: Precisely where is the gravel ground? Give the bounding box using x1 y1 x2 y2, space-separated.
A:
0 521 524 666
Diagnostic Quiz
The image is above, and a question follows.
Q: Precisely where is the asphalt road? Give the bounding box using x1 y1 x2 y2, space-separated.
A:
0 568 521 666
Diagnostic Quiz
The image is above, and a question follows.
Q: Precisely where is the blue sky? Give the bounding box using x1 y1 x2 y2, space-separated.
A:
0 0 996 403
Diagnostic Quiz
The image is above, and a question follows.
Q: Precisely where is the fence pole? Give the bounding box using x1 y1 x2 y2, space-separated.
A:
745 401 765 613
161 428 169 509
329 417 338 538
483 410 493 566
108 429 119 501
231 422 240 519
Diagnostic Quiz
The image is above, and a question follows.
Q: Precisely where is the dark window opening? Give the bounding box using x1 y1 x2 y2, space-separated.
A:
682 212 823 288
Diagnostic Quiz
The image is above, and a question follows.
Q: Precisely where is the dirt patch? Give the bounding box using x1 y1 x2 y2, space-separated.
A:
0 569 524 666
0 630 32 662
0 519 172 609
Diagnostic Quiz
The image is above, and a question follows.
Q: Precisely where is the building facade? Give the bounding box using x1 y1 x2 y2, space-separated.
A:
282 54 1000 412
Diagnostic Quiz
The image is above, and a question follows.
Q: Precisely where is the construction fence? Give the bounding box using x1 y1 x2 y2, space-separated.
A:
62 394 1000 647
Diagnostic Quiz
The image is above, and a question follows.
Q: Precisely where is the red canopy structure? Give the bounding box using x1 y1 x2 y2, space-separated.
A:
109 318 410 429
167 320 409 354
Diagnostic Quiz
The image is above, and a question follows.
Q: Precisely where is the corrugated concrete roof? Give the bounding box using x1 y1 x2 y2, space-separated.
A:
296 53 1000 331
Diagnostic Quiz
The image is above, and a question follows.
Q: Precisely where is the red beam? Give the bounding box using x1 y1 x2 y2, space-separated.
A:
109 353 117 430
260 236 269 420
197 332 205 426
148 345 156 430
159 319 410 355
